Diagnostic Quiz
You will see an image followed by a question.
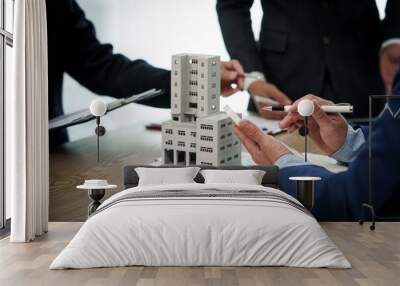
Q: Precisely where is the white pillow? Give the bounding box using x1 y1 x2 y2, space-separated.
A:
135 167 200 186
200 169 266 185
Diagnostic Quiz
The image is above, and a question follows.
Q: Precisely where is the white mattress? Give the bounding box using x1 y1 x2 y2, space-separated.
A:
50 183 350 269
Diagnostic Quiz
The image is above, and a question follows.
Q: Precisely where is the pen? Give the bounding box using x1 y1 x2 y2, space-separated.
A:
145 123 162 131
263 104 353 113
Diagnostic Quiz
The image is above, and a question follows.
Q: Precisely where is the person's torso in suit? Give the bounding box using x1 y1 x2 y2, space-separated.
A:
46 0 171 148
217 0 400 117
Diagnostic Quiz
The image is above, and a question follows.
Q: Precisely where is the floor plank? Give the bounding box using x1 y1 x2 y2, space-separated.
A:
1 222 399 286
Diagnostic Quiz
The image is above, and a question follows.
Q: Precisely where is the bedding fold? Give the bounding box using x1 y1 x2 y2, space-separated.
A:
50 183 350 269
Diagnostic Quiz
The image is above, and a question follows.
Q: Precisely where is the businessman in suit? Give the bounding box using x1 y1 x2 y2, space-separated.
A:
47 0 245 148
234 70 400 221
217 0 400 119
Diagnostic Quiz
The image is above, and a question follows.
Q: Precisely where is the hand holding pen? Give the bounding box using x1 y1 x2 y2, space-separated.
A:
263 103 353 114
279 94 350 155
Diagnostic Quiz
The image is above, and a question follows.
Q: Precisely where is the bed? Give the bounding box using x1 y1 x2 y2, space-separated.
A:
50 165 350 269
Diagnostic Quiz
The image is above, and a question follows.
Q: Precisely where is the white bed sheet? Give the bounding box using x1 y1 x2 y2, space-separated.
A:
50 183 350 269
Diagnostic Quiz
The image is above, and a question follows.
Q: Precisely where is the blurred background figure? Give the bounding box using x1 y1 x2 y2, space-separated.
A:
217 0 400 118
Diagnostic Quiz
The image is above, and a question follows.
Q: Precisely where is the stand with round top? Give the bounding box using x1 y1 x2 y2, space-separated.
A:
289 176 321 210
77 180 117 216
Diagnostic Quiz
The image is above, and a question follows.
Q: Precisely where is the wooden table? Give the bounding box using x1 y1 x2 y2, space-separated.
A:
1 222 399 286
50 114 321 222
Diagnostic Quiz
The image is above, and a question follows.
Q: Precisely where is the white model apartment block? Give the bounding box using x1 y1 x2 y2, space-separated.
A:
162 54 241 166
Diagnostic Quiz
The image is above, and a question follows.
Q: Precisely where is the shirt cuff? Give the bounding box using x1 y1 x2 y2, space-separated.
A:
244 71 266 91
381 38 400 50
330 125 366 163
275 153 310 169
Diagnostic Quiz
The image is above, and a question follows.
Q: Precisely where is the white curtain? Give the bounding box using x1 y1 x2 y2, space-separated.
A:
8 0 49 242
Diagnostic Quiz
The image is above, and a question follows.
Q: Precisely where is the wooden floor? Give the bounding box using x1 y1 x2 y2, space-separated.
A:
1 222 399 286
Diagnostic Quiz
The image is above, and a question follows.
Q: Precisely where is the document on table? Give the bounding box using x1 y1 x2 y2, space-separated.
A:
49 89 163 130
241 152 347 173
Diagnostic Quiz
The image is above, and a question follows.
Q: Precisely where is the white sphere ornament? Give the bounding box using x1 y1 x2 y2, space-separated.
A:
90 99 107 117
298 99 314 117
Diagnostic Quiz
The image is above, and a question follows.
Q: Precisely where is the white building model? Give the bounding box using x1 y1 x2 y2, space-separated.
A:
161 54 241 166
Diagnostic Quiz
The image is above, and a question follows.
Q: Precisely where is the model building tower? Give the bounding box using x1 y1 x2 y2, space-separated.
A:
161 54 241 166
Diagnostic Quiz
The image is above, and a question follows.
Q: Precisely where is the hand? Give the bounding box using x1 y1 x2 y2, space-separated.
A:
220 60 245 96
248 81 292 119
234 120 290 165
279 94 348 155
380 43 400 95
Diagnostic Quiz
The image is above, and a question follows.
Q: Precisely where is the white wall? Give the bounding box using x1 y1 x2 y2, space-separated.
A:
63 0 387 141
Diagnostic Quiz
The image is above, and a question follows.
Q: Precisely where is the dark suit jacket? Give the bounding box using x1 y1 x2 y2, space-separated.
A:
47 0 171 147
278 70 400 221
217 0 400 117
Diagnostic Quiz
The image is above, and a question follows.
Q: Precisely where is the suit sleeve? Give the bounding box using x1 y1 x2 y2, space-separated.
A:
62 0 170 108
216 0 264 72
279 106 400 221
382 0 400 41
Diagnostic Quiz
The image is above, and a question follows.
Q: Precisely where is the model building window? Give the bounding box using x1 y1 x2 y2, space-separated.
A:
177 130 186 136
190 70 198 75
228 121 232 126
177 141 185 147
212 94 217 99
189 80 197 86
227 143 232 148
220 146 225 150
201 73 204 78
190 143 196 148
200 124 213 131
220 160 225 164
227 157 232 161
200 135 213 142
227 132 232 137
234 140 239 145
174 82 178 87
201 107 204 111
220 135 225 140
174 93 178 97
211 83 216 88
165 140 173 145
201 62 205 67
221 123 226 128
212 60 217 66
174 71 178 76
189 91 197 96
165 129 173 134
200 147 213 153
164 149 174 164
177 151 186 165
234 154 239 158
174 104 178 108
189 102 197 108
190 59 198 64
212 72 217 77
200 162 212 166
190 131 196 137
189 152 196 165
201 84 204 89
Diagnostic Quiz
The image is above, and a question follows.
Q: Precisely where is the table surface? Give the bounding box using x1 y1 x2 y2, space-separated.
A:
1 222 399 286
50 111 321 222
